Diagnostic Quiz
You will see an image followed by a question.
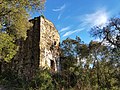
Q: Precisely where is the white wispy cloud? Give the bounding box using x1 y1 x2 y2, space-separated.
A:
58 13 62 20
59 26 71 32
62 28 84 37
79 9 109 29
52 4 66 12
53 4 66 20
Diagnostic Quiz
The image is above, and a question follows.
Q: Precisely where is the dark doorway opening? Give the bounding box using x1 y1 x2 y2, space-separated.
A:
50 60 55 71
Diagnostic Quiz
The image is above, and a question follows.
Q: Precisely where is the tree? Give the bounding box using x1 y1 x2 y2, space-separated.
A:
0 0 45 62
58 37 120 90
59 37 81 89
90 17 120 89
0 0 45 38
91 18 120 48
60 37 82 70
59 37 92 89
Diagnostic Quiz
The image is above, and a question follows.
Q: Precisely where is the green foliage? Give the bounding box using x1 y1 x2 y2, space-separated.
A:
30 68 54 90
0 68 54 90
0 0 45 39
0 33 17 62
57 36 120 90
0 69 23 88
0 0 45 62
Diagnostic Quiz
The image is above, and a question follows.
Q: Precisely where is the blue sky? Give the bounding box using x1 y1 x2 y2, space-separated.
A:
32 0 120 43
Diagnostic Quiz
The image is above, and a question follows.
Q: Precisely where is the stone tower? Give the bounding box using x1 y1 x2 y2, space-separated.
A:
28 16 60 71
9 16 60 79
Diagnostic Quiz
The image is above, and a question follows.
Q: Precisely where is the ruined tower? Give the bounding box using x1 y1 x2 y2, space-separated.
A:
11 16 60 79
28 16 60 71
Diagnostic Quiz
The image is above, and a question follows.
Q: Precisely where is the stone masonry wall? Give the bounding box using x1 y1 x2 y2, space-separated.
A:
40 16 60 71
11 17 41 79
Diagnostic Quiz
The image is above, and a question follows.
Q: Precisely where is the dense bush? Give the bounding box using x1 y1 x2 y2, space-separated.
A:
0 68 54 90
